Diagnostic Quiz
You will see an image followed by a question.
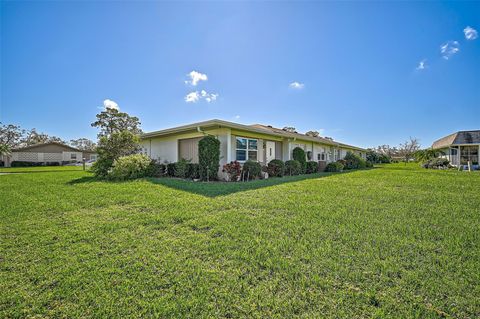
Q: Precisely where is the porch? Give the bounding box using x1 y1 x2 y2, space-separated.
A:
444 145 480 168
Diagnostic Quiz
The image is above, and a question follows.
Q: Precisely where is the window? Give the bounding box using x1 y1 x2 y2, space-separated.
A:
317 153 326 161
90 155 97 161
236 137 257 161
70 153 77 160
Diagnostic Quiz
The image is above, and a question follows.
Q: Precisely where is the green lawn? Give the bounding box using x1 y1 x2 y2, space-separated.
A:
1 164 479 318
0 165 85 173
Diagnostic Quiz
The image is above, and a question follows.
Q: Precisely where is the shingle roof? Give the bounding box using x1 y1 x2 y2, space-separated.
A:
12 142 83 152
141 119 366 151
432 130 480 149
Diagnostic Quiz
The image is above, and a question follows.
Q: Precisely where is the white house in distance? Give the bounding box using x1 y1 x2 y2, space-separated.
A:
432 130 480 169
141 119 366 173
1 142 97 167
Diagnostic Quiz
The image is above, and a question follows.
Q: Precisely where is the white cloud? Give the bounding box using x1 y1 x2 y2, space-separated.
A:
440 41 460 59
416 59 427 70
184 91 200 103
185 71 208 86
464 26 478 40
103 99 119 110
234 115 240 120
205 93 218 103
184 90 218 103
289 81 305 89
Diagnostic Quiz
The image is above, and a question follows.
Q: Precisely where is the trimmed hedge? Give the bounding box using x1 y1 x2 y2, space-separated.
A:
292 147 307 173
198 136 220 181
285 160 302 175
186 163 200 179
242 160 262 180
148 160 166 177
11 161 60 167
267 159 285 177
325 161 344 172
306 161 318 174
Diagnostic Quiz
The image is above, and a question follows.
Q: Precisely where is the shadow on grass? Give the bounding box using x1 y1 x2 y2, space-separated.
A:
67 170 362 197
147 172 342 197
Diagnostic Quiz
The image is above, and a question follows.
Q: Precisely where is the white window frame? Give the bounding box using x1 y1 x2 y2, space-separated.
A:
235 137 258 162
70 153 77 160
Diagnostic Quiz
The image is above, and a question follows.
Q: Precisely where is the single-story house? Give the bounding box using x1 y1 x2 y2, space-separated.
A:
1 142 97 167
141 119 366 177
432 130 480 168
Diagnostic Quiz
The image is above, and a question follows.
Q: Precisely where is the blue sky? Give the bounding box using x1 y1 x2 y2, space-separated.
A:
1 1 479 148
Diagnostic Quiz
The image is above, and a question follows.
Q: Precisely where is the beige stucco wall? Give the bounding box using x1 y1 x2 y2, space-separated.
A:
141 128 230 165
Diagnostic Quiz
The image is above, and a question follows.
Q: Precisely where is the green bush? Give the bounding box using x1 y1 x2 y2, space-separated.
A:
242 160 262 180
147 160 166 177
108 154 152 180
91 157 115 177
267 159 285 177
285 160 302 175
166 163 176 177
174 158 190 178
325 161 344 172
91 131 140 177
366 161 374 168
344 152 366 170
292 147 307 173
198 136 220 181
186 163 200 179
306 161 318 174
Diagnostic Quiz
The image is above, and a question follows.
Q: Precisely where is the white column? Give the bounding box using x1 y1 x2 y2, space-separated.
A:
226 130 232 163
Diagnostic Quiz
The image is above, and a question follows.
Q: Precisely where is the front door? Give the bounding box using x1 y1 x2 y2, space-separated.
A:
265 141 275 163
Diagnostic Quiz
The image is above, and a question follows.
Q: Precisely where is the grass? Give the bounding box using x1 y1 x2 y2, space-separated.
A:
0 165 85 173
1 163 479 318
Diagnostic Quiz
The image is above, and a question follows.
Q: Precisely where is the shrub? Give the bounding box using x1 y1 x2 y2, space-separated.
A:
166 163 176 177
306 161 318 174
92 131 140 177
91 157 114 177
292 147 307 173
11 161 43 167
108 154 152 180
174 158 190 178
285 160 302 175
198 136 220 181
267 159 285 177
344 152 366 170
325 161 344 172
223 161 242 182
242 160 262 180
366 161 374 168
186 163 200 179
422 158 450 169
148 160 166 177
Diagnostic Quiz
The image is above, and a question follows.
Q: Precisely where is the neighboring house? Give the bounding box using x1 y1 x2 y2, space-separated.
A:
432 130 480 168
1 142 97 167
141 119 366 177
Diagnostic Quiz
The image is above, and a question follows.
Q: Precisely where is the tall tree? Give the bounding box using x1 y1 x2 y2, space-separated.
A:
70 138 97 151
91 108 142 138
0 123 25 148
21 128 65 146
398 137 421 163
